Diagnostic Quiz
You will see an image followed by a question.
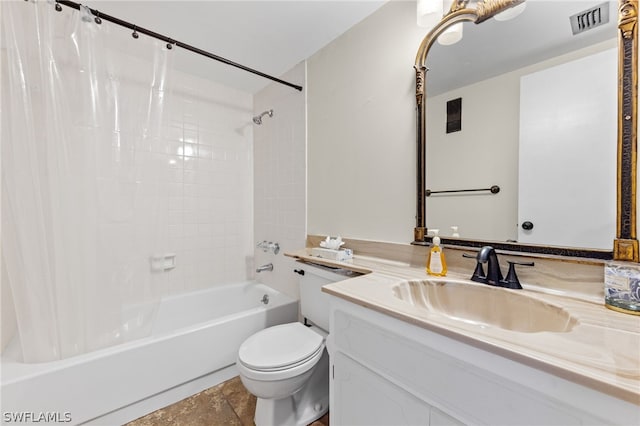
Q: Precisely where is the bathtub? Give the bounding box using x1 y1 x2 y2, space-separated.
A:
1 282 298 425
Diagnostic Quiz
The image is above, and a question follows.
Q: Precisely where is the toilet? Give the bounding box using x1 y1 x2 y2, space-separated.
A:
237 262 354 426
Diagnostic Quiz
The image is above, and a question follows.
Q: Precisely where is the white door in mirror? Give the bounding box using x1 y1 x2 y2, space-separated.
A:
518 47 616 249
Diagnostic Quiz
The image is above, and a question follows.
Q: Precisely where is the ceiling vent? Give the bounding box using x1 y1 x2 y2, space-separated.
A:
570 2 610 35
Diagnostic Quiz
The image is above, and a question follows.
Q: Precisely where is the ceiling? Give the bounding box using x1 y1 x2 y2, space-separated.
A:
84 0 388 94
71 1 617 96
426 0 618 95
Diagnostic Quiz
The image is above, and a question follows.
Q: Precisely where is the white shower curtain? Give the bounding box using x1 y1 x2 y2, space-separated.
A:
1 1 174 362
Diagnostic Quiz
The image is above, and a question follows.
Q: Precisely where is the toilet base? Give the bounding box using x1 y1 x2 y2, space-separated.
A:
254 350 329 426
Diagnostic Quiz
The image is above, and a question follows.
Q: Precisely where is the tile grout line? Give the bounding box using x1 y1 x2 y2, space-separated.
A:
222 391 252 426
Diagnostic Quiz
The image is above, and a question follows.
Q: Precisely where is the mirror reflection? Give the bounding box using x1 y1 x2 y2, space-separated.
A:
424 0 617 250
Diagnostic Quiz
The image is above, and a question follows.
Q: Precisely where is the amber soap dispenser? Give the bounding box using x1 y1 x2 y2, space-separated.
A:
426 229 447 276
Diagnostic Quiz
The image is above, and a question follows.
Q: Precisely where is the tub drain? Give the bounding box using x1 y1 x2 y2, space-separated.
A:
261 294 270 305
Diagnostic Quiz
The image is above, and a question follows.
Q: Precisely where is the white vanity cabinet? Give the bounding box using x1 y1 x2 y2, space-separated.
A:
332 351 462 425
327 296 639 426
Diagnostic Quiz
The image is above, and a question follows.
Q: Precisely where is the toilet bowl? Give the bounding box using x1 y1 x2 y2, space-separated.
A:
238 262 356 426
237 322 329 426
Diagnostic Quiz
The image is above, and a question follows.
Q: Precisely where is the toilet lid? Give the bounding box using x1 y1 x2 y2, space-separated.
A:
238 323 323 370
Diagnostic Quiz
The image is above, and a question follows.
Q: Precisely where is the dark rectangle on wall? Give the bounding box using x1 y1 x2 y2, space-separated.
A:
446 97 462 134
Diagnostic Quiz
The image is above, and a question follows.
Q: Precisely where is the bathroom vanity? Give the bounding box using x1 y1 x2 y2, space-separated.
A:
328 296 636 425
287 248 640 425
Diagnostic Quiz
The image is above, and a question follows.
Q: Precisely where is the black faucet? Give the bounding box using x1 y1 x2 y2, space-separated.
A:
463 246 533 289
476 246 503 286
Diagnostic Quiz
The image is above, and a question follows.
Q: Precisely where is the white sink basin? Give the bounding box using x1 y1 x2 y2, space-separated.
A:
393 279 578 333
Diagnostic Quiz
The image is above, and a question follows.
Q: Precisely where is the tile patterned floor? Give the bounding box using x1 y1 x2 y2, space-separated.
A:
126 376 330 426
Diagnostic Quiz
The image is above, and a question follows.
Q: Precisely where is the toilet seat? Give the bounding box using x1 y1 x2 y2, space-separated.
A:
239 322 323 370
237 323 325 381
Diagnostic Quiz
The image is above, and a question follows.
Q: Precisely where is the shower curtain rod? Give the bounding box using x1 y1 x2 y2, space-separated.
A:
54 0 303 92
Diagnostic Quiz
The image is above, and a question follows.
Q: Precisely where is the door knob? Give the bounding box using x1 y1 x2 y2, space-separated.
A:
521 221 534 230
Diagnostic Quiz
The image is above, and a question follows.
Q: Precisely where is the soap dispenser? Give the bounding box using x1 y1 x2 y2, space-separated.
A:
426 229 447 277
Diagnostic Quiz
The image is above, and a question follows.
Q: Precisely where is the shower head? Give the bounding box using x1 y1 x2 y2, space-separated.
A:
252 109 273 125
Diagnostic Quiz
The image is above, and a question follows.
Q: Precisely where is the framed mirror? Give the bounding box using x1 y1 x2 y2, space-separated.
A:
413 0 638 261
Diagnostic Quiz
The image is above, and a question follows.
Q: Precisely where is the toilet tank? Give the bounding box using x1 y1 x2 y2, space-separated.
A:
298 262 360 332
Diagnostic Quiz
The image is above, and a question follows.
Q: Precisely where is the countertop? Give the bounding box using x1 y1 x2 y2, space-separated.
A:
286 249 640 405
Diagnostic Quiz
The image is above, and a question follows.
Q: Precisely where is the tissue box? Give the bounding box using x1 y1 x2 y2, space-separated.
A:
605 261 640 315
311 247 353 262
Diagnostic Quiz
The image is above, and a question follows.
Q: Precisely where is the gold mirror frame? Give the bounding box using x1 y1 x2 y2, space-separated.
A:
413 0 638 261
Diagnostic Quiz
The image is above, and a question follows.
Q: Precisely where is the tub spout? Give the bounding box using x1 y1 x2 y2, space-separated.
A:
256 263 273 273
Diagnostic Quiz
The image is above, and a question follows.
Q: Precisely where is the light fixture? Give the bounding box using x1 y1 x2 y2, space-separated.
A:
417 0 443 28
437 0 463 45
494 1 527 21
422 0 524 45
437 22 463 45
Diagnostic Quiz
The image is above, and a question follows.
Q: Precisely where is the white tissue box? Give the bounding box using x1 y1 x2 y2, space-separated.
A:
311 247 353 261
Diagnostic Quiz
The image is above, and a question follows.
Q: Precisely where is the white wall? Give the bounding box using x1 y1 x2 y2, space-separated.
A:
307 0 423 243
254 63 307 300
426 75 519 242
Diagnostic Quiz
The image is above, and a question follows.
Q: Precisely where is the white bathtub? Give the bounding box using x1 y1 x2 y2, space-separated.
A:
0 282 298 425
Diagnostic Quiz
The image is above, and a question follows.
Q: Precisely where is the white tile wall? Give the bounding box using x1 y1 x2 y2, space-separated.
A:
253 62 307 300
91 53 254 297
87 40 255 297
161 72 254 294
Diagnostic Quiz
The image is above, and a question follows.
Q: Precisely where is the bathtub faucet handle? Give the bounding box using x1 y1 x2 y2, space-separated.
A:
256 240 280 255
257 240 269 252
270 242 280 255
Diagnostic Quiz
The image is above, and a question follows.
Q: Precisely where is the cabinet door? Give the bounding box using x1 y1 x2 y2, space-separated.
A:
332 352 434 426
